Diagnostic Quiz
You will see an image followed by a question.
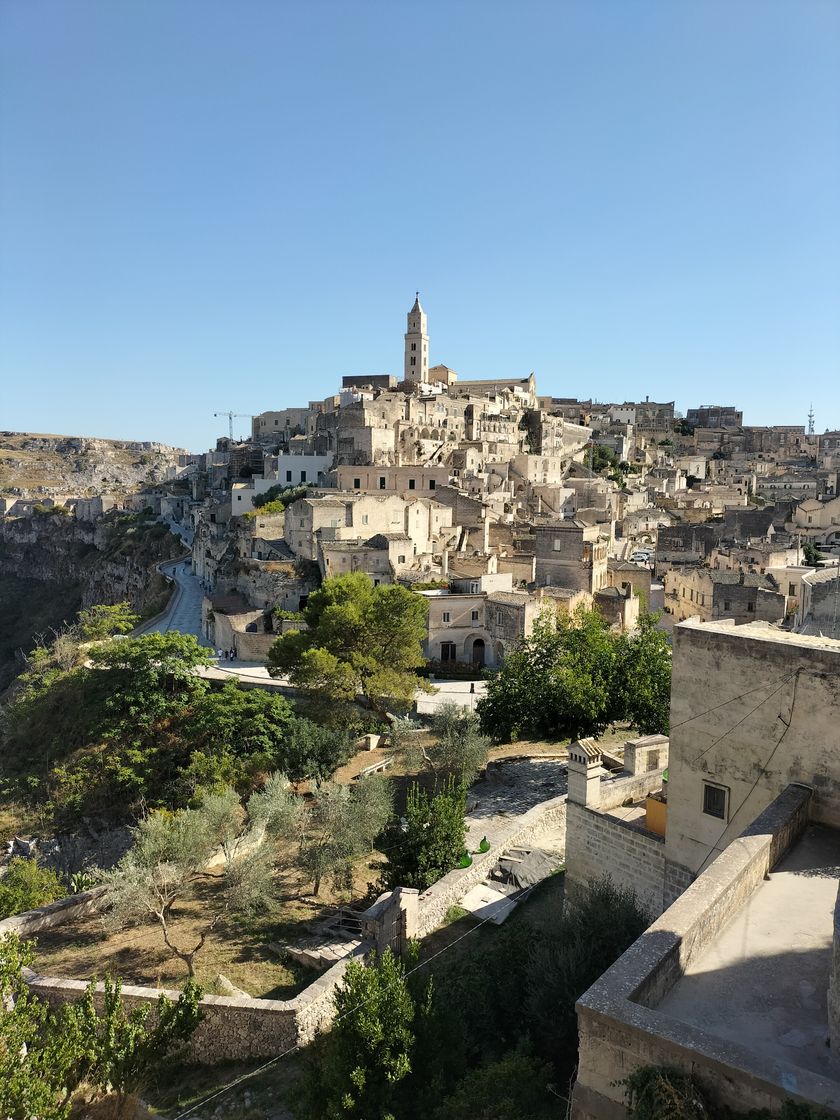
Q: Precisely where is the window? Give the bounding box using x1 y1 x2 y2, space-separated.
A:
286 470 292 482
789 583 796 597
442 611 451 623
440 641 456 663
408 479 416 490
703 783 728 820
471 610 479 622
724 599 731 611
470 582 479 593
747 601 755 612
398 554 406 564
300 470 307 482
379 477 386 489
411 343 416 351
274 419 278 425
362 514 369 525
429 479 436 490
411 357 416 366
353 478 361 489
236 494 242 501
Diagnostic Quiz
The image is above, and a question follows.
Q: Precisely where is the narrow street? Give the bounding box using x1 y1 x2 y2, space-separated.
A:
136 524 487 709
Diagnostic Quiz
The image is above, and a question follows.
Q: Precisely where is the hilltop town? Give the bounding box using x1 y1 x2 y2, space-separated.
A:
3 299 840 1120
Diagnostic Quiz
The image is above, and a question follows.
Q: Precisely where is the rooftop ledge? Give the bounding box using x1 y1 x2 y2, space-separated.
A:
574 783 840 1117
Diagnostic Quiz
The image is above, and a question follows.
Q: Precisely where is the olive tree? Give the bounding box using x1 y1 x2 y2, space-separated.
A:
103 774 301 975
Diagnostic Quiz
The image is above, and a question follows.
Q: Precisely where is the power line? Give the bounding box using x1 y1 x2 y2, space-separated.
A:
667 674 795 734
688 673 796 766
171 889 521 1120
695 669 800 877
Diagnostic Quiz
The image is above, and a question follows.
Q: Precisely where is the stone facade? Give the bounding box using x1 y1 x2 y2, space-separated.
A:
572 785 822 1120
665 620 840 884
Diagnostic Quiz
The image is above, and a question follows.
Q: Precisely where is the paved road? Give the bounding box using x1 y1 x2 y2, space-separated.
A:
137 556 213 647
140 521 487 710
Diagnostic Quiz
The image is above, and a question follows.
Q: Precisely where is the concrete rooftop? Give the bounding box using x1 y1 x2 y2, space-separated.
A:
659 824 840 1081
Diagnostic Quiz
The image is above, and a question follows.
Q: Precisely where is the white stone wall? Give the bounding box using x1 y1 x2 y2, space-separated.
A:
414 795 567 937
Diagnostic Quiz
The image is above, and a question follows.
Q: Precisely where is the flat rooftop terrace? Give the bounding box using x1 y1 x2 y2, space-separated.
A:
658 823 840 1082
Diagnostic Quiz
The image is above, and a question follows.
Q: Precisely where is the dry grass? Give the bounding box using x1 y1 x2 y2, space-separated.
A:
32 854 380 999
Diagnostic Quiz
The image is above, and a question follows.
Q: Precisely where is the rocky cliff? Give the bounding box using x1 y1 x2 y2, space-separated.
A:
0 510 184 691
0 432 187 500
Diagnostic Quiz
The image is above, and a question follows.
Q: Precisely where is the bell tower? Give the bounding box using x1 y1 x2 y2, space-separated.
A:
404 293 429 384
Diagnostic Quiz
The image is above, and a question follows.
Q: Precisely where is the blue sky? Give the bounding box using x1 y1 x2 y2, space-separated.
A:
1 0 838 451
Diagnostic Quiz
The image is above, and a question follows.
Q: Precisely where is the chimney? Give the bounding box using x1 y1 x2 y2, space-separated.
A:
567 739 603 808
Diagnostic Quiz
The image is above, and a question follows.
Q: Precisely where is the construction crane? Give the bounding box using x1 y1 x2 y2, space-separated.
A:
214 411 250 440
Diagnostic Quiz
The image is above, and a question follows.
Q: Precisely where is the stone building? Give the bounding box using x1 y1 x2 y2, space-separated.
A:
533 520 608 592
662 567 786 624
686 404 743 429
404 293 429 384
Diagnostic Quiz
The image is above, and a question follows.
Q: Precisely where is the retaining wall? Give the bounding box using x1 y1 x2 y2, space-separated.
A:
565 803 665 917
0 886 107 937
414 794 567 937
2 888 366 1064
571 784 834 1119
24 943 368 1063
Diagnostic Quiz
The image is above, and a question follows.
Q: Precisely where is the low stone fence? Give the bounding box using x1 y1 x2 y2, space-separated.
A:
0 886 107 937
2 883 367 1063
571 784 829 1120
414 794 567 938
23 942 369 1063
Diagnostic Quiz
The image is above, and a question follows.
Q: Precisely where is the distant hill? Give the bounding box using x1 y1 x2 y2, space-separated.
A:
0 431 187 501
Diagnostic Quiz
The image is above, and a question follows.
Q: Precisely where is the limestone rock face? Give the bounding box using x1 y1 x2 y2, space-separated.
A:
0 432 186 500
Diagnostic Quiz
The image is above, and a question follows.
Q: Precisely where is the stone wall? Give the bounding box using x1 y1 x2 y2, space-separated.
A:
571 785 826 1120
414 794 567 938
24 943 368 1063
829 884 840 1055
0 887 107 937
2 870 364 1064
565 803 665 917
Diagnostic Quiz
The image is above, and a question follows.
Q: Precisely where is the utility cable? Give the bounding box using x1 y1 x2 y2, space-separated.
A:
667 674 796 734
688 672 796 766
695 669 800 877
170 892 520 1120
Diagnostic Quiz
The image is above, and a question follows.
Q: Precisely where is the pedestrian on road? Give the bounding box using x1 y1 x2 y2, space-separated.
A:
216 648 223 660
229 647 235 661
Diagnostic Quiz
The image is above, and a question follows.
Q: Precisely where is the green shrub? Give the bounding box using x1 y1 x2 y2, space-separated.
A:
0 859 65 919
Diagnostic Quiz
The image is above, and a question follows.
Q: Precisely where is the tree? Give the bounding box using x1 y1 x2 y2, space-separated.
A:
77 601 139 642
59 973 202 1106
0 858 65 920
175 682 353 790
298 948 428 1120
477 607 623 742
617 613 672 734
383 778 467 891
0 933 201 1120
103 776 300 976
267 573 429 718
3 626 352 826
414 703 489 788
526 877 649 1063
300 778 393 896
477 606 671 742
433 1052 555 1120
803 540 826 567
